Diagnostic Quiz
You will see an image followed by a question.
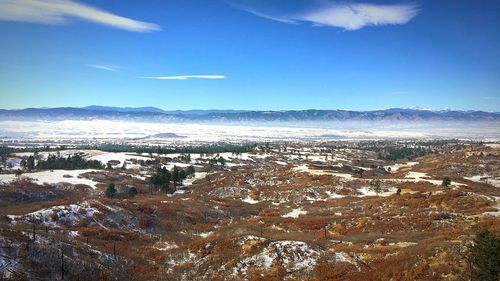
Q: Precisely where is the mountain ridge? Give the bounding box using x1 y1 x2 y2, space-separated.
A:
0 107 498 122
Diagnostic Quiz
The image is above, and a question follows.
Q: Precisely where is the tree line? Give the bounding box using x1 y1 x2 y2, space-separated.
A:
0 143 255 157
96 143 255 155
0 143 255 169
30 154 104 170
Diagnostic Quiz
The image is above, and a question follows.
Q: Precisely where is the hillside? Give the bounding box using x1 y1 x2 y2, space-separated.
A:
0 140 499 280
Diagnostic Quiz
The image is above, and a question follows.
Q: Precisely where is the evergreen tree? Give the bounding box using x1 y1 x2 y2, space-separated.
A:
151 167 171 193
355 169 364 178
128 186 138 198
0 156 6 170
442 176 451 187
172 166 180 191
370 179 382 194
150 173 159 192
105 183 117 198
218 157 226 165
27 155 35 170
179 169 186 182
469 230 500 281
186 165 195 176
161 168 171 193
35 153 104 170
15 169 23 177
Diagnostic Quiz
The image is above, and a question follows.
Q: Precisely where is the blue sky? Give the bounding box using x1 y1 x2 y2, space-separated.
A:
0 0 499 111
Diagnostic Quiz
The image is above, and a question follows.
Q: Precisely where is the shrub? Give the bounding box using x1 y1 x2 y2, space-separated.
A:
469 230 500 281
105 183 117 198
128 186 138 198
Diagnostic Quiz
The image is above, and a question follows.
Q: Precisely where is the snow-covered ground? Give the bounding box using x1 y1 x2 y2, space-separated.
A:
384 161 418 173
485 143 500 149
357 186 398 197
325 191 345 199
404 172 442 185
403 171 465 186
155 241 178 251
166 152 254 161
12 150 150 169
2 119 500 142
183 172 208 186
241 196 260 204
8 201 99 226
464 175 500 188
282 208 307 218
0 169 100 188
86 151 150 167
293 164 353 179
197 231 213 238
233 240 321 276
4 158 21 170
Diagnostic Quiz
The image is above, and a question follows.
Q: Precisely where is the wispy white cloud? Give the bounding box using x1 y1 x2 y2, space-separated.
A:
482 96 498 100
230 4 297 24
229 1 420 31
302 3 420 30
86 64 118 72
142 75 227 80
0 0 160 32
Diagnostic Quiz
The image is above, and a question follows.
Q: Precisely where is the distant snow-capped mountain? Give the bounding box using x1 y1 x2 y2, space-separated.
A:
83 105 168 114
83 106 248 116
0 107 498 122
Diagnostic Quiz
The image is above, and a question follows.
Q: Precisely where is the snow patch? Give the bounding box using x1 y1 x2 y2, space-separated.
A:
384 161 418 173
9 202 99 226
464 174 500 188
242 196 260 204
0 169 100 189
282 208 307 218
233 240 320 276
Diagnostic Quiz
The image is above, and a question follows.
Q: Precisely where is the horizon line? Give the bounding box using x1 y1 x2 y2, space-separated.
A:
0 106 498 113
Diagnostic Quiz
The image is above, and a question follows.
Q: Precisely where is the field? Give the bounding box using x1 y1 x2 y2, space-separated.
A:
1 120 500 143
0 139 499 280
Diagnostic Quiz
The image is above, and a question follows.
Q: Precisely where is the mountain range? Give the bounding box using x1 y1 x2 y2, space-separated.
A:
0 107 498 122
82 105 247 116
